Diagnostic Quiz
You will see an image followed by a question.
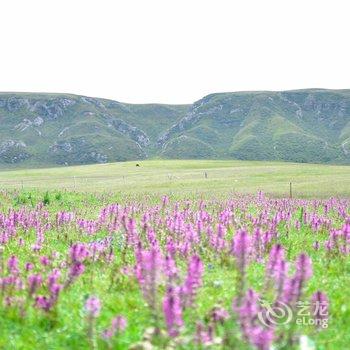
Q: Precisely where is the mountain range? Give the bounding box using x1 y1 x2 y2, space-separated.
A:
1 89 350 167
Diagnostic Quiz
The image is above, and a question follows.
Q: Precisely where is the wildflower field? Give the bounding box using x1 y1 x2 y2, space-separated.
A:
0 160 349 349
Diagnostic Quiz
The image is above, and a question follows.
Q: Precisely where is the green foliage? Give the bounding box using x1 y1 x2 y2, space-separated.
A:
161 135 217 159
14 193 28 206
14 192 34 207
43 191 51 205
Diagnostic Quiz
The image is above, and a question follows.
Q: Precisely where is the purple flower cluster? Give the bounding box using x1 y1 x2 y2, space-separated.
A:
0 192 340 349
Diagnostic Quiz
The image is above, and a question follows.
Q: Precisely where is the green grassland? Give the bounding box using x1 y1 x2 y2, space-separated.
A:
0 160 349 349
0 159 349 198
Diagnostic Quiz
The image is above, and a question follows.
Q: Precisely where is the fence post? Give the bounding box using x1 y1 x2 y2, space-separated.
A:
289 182 293 199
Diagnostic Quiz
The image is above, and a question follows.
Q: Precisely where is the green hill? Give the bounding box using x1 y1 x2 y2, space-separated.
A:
1 89 350 167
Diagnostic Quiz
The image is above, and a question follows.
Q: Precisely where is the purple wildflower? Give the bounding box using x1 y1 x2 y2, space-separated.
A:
35 296 52 311
163 286 183 337
295 253 313 281
163 254 178 281
233 289 274 350
135 247 163 310
195 322 214 346
25 262 34 271
250 327 275 350
311 291 329 329
232 229 251 274
70 243 89 263
28 274 42 296
210 306 230 324
69 262 85 278
266 244 285 279
181 255 204 308
266 244 288 295
283 253 312 305
102 315 127 339
39 256 50 266
85 296 101 317
8 255 19 275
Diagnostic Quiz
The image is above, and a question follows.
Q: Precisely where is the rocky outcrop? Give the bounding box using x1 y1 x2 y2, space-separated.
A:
49 138 109 165
111 118 150 147
81 96 106 109
31 98 76 120
0 96 76 120
6 97 28 112
14 116 45 133
0 140 31 163
157 100 206 146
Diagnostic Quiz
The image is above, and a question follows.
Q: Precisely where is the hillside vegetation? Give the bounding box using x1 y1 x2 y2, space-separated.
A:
1 89 350 166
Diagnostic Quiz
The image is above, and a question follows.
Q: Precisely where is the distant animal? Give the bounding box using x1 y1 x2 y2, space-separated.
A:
136 163 140 167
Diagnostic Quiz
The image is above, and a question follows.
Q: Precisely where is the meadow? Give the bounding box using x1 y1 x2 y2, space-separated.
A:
0 160 349 349
0 159 350 197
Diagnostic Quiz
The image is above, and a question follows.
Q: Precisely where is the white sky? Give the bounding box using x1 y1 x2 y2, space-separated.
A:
0 0 349 104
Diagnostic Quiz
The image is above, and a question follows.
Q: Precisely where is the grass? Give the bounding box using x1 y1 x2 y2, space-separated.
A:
0 159 349 198
0 189 348 349
0 160 349 349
